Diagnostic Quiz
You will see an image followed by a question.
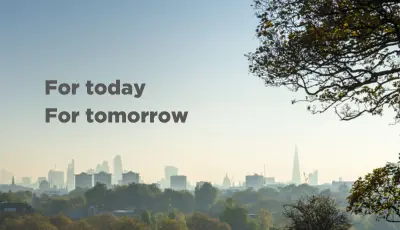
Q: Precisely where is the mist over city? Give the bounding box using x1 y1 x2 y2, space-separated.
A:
1 0 400 229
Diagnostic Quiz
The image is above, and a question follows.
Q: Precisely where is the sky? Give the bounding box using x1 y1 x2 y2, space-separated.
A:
0 0 399 185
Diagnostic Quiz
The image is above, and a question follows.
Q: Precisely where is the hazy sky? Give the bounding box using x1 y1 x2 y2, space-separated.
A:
1 0 399 185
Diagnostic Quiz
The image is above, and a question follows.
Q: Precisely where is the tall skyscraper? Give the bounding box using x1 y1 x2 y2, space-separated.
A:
164 166 178 188
292 145 301 185
113 155 123 184
66 160 75 191
48 170 64 189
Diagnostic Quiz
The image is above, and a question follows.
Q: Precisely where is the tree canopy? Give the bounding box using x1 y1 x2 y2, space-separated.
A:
347 153 400 223
247 0 400 123
283 195 351 229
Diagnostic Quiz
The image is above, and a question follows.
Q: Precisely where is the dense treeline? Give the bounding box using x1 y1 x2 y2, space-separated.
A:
1 182 400 229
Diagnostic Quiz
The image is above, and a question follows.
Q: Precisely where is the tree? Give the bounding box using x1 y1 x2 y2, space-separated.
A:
84 183 108 210
282 195 351 230
255 209 273 230
49 214 72 229
158 218 187 230
247 0 400 123
347 153 400 222
195 182 218 212
220 198 257 230
186 212 231 230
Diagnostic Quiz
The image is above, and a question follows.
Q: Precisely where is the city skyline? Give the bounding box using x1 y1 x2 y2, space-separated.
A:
2 146 346 186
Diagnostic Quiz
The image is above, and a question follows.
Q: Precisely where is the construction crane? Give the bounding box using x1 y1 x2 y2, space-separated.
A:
303 172 309 184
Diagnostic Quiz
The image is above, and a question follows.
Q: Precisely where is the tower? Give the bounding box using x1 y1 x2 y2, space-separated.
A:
67 159 75 191
113 155 123 185
292 145 301 185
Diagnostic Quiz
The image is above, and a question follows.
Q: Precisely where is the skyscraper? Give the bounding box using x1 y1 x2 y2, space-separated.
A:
48 170 64 189
113 155 123 184
164 166 178 188
66 160 75 191
292 145 301 185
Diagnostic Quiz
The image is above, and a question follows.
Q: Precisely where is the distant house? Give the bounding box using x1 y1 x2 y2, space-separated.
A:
0 202 33 214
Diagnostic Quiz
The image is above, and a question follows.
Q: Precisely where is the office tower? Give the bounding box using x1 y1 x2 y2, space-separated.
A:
66 160 75 191
245 174 264 190
0 169 13 184
48 170 64 189
95 161 110 173
170 175 187 190
94 172 112 188
308 170 318 185
292 145 301 185
122 171 140 185
164 166 178 188
113 155 123 184
75 173 93 189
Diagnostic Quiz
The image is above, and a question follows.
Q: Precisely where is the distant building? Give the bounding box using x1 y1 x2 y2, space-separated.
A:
122 171 140 185
94 172 112 188
48 170 64 189
95 161 110 174
170 175 187 190
75 173 93 189
308 170 318 186
0 202 33 214
222 174 231 189
292 145 301 185
39 180 50 190
113 156 123 185
37 177 46 184
0 169 13 185
264 177 276 185
66 160 75 192
164 166 178 188
21 177 31 185
0 178 33 193
246 174 264 190
332 180 354 188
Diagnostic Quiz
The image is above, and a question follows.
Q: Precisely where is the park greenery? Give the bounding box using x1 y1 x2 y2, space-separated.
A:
2 181 400 229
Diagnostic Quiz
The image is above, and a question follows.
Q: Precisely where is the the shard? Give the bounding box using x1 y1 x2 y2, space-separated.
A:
292 145 301 185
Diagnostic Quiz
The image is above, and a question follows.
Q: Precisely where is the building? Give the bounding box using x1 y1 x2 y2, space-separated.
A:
245 174 264 190
66 160 75 192
94 172 112 188
75 173 93 189
164 166 178 188
308 170 318 186
170 175 187 190
122 171 140 185
48 170 64 189
37 177 46 184
265 177 276 185
21 177 31 185
39 180 50 190
113 155 123 185
292 145 301 185
0 177 33 193
222 174 231 189
0 202 33 214
0 169 13 185
96 161 110 173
